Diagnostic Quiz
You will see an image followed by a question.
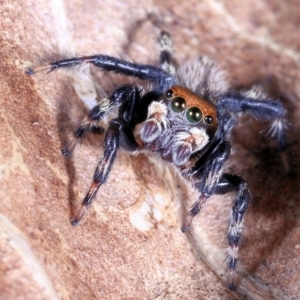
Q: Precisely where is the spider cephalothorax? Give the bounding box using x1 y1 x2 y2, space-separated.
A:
26 31 286 289
140 85 218 167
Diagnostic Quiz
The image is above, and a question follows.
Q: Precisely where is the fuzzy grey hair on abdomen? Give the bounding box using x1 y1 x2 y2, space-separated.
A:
176 56 229 103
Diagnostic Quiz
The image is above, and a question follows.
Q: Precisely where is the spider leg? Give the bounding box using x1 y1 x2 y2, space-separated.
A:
218 93 286 151
26 55 174 93
181 139 231 232
71 119 122 226
215 174 251 290
71 87 140 226
159 31 176 75
61 115 104 157
62 85 139 156
183 140 250 289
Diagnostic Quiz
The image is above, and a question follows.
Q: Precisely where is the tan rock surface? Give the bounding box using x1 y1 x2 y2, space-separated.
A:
1 0 300 299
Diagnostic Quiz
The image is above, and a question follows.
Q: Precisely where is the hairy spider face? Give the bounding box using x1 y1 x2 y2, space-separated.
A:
140 85 218 166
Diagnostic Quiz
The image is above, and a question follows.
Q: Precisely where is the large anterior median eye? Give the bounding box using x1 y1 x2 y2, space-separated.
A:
171 97 186 112
186 107 202 123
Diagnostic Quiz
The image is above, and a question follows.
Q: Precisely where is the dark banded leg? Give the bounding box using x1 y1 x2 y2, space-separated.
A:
183 170 250 289
218 94 286 151
25 54 173 93
62 86 139 156
71 119 124 226
215 174 251 290
159 31 176 75
181 194 208 232
61 115 105 156
71 86 140 225
181 139 231 232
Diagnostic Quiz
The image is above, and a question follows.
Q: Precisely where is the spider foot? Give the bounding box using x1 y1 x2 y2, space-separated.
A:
227 282 236 291
61 137 78 156
181 214 194 232
71 205 88 226
25 64 53 75
226 268 237 291
181 196 207 232
25 67 35 75
61 147 72 156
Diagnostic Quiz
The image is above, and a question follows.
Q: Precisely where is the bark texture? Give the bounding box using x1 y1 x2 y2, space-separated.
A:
1 1 300 299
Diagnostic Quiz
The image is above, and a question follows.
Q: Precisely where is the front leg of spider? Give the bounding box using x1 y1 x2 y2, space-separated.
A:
62 85 140 156
181 139 251 289
71 87 141 226
25 54 174 94
181 139 231 232
218 93 286 151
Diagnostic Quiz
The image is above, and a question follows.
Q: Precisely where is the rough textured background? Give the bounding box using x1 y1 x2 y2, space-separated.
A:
1 0 300 299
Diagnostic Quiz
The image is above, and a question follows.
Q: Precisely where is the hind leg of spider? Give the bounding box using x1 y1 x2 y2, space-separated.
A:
181 139 231 232
215 173 251 290
159 31 176 75
62 85 138 156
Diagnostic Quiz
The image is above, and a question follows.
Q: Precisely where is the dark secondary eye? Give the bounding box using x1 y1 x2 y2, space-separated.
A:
171 97 186 113
186 107 202 123
165 89 174 99
204 115 214 125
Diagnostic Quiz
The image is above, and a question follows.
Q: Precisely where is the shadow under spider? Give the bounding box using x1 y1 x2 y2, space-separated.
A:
55 95 105 223
241 145 300 278
227 116 300 296
237 80 300 283
56 99 78 221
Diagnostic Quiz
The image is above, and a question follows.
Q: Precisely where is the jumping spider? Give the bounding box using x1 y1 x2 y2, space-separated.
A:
26 31 286 289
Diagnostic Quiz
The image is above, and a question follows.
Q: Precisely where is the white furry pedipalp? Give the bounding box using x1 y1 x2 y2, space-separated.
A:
140 101 169 143
172 127 210 166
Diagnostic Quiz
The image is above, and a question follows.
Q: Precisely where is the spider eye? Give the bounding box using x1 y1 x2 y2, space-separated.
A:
204 115 214 125
186 107 202 123
165 89 174 99
171 97 186 113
